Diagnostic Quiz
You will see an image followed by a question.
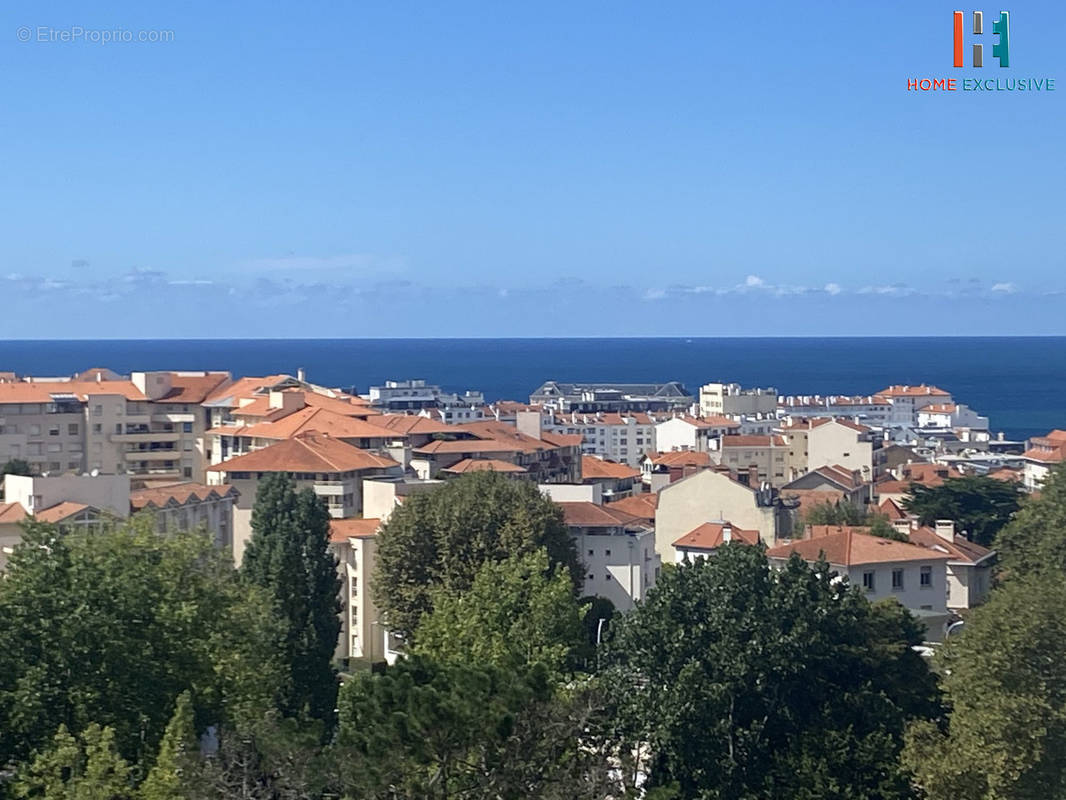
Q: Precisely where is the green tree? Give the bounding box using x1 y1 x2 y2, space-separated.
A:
995 462 1066 575
0 518 283 768
606 544 940 799
803 500 868 527
903 476 1021 546
869 513 909 542
372 470 580 639
14 723 133 800
334 656 616 799
139 692 197 800
241 473 341 726
414 548 584 676
903 572 1066 799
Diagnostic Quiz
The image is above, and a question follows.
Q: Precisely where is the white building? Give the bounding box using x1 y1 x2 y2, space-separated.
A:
654 415 740 454
917 403 990 433
1021 430 1065 491
766 528 952 639
329 518 384 664
536 410 658 467
897 519 995 610
876 385 953 427
699 382 777 418
558 501 660 611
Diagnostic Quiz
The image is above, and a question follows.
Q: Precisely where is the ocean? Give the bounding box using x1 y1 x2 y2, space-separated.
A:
0 337 1062 441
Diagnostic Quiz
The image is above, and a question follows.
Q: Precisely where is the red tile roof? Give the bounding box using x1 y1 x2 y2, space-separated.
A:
0 502 28 524
648 451 712 468
604 493 658 522
581 456 640 481
557 501 646 528
877 385 950 398
239 407 396 441
130 482 239 510
329 517 381 543
441 458 526 474
767 530 951 566
673 521 759 550
208 432 400 474
34 502 92 523
906 526 994 565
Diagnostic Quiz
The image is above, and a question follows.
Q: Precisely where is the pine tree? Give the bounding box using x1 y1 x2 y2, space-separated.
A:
241 473 341 726
140 692 198 800
14 723 133 800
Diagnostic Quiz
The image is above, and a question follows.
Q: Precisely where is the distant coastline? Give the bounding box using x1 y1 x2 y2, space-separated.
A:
1 337 1062 440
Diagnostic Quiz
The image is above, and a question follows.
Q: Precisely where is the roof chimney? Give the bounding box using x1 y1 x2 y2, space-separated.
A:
935 519 955 542
297 367 306 382
721 523 732 543
747 464 759 487
892 518 911 538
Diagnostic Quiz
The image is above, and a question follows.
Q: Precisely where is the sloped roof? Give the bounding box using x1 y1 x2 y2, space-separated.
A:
208 432 400 474
329 517 381 543
673 521 759 550
440 459 526 474
581 456 640 481
557 501 645 528
240 407 395 441
767 530 951 566
130 482 239 510
906 526 995 565
0 502 28 524
603 493 658 522
34 502 93 523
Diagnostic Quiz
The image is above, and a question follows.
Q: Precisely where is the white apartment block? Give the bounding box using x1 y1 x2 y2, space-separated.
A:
330 518 384 663
877 385 953 427
916 403 990 433
699 382 778 418
538 411 658 467
559 501 661 611
654 415 740 453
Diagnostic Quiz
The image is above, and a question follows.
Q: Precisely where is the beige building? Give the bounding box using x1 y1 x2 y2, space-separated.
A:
0 370 231 485
206 432 403 563
654 468 794 558
896 519 995 610
329 518 384 664
716 434 789 486
129 482 240 548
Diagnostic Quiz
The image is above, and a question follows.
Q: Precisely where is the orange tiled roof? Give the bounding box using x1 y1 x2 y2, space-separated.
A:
649 450 712 468
239 407 395 441
557 501 645 528
906 525 994 565
329 517 381 542
876 384 950 398
1023 447 1065 464
581 456 641 481
202 375 294 406
0 502 28 524
604 493 658 521
0 380 147 403
208 432 400 474
130 482 238 510
673 521 759 550
767 530 951 566
878 497 908 520
375 414 454 435
34 502 92 523
441 459 526 474
922 403 958 414
780 489 846 512
157 373 232 404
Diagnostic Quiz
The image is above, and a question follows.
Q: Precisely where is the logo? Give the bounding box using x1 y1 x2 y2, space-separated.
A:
953 11 1009 68
906 10 1055 92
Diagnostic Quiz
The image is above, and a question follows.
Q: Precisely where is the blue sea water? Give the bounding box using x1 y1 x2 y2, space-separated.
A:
0 337 1063 441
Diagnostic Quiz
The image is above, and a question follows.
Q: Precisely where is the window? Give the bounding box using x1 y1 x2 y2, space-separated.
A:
588 549 594 556
892 569 904 590
920 566 932 587
48 426 59 436
587 573 594 581
183 422 193 433
93 424 102 434
28 424 40 436
605 549 611 556
115 424 123 434
93 405 102 417
862 571 875 592
68 423 79 436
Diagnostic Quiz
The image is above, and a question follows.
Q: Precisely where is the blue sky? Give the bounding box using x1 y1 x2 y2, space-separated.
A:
2 0 1064 337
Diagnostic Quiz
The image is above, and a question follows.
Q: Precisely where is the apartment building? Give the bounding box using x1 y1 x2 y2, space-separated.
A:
917 403 990 433
206 432 403 563
0 370 231 485
766 529 951 639
654 415 740 453
558 501 660 611
716 434 789 486
1021 429 1066 490
893 519 995 610
536 410 657 467
654 468 796 558
129 482 239 548
329 518 383 663
777 394 892 426
580 455 642 500
530 381 693 413
876 385 953 427
698 382 777 418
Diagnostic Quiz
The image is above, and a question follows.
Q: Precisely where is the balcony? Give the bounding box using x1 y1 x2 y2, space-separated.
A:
111 431 181 444
153 412 195 424
123 449 180 461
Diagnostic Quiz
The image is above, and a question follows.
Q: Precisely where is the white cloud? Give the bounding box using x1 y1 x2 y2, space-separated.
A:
824 282 842 295
990 282 1016 294
642 288 667 301
745 274 765 288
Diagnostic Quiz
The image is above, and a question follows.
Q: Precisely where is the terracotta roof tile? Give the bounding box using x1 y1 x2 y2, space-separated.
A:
673 521 759 550
208 432 400 474
329 517 381 542
581 456 640 481
767 530 951 566
441 458 526 474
